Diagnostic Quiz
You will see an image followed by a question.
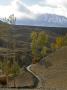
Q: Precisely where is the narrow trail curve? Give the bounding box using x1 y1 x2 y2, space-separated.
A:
27 64 43 88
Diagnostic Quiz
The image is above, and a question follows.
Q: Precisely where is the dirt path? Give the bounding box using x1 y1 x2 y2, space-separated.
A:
27 64 43 88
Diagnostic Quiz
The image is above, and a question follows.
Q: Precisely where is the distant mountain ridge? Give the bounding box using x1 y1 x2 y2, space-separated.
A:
0 14 67 27
17 14 67 27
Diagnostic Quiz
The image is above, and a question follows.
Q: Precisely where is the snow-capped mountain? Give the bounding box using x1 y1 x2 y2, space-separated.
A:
17 14 67 27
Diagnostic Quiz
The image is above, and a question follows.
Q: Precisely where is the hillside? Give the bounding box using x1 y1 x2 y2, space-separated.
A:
0 23 67 89
1 24 67 49
30 46 67 89
0 24 67 66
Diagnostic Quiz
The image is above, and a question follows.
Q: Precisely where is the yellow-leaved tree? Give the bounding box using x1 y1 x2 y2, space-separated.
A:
31 31 48 63
55 36 63 49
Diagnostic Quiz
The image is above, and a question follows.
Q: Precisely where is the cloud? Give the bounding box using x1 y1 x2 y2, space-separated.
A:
0 0 22 19
17 0 35 19
0 0 67 21
28 0 67 17
0 0 34 19
39 0 66 8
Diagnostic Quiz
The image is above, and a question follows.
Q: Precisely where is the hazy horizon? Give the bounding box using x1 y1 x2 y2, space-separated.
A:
0 0 67 26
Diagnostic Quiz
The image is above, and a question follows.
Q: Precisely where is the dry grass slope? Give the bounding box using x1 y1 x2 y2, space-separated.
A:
31 46 67 89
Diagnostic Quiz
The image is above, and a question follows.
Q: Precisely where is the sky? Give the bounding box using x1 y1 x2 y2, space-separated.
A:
0 0 67 24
